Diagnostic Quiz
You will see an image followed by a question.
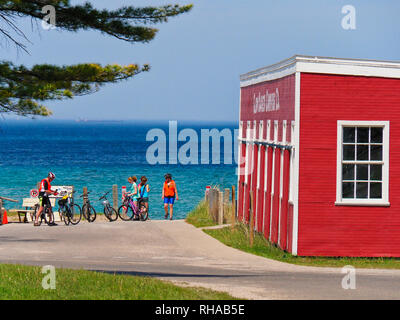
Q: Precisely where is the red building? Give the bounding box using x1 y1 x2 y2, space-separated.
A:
237 55 400 257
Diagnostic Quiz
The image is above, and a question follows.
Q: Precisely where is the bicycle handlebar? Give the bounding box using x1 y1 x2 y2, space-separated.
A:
99 191 110 200
79 192 91 198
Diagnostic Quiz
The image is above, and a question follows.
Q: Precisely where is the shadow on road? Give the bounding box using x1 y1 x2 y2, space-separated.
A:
0 236 56 243
94 269 263 279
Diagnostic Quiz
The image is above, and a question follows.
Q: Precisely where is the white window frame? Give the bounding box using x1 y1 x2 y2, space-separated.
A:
336 120 390 206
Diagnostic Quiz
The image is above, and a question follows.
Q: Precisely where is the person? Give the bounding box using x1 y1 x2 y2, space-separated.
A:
34 172 58 226
162 173 178 220
126 176 138 208
138 176 150 213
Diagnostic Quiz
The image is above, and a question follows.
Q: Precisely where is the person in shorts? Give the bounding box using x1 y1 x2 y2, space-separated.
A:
138 176 150 212
126 176 139 207
34 172 58 226
162 173 178 220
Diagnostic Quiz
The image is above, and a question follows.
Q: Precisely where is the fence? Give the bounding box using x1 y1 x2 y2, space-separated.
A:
206 187 236 225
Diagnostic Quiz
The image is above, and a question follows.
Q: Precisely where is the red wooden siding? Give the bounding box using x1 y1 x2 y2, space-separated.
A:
270 148 281 244
239 74 295 252
257 145 266 232
251 142 259 227
238 130 246 222
264 146 273 240
299 73 400 257
279 149 291 250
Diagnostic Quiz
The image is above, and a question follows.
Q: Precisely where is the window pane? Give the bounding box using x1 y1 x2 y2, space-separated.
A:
356 145 369 161
343 145 355 160
342 164 355 180
370 165 382 181
371 145 383 161
342 182 354 198
357 127 369 143
343 127 355 143
370 183 382 199
356 182 368 198
371 127 383 143
356 165 368 180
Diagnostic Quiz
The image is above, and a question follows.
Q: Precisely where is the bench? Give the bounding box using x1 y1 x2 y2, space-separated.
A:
18 198 60 223
17 198 39 223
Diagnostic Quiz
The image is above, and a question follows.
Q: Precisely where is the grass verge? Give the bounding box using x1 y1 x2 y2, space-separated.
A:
204 224 400 269
185 200 217 228
0 264 236 300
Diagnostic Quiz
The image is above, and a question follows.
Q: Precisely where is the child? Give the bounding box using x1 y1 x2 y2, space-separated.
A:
162 173 178 220
127 176 138 207
138 176 150 212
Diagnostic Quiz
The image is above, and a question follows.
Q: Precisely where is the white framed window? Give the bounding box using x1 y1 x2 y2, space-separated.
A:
336 121 390 206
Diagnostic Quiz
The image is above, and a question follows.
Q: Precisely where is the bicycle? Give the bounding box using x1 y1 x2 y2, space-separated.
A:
80 191 96 223
99 191 118 222
58 191 82 225
33 200 55 226
118 195 148 221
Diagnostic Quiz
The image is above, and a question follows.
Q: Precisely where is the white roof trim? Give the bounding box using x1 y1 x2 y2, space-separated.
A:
240 55 400 87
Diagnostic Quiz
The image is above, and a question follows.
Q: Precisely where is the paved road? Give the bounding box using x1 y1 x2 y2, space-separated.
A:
1 220 400 299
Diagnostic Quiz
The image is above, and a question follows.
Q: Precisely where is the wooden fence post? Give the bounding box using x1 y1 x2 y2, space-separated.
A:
224 189 230 203
83 187 88 205
231 185 236 230
112 184 118 211
224 188 230 224
218 191 224 225
249 191 254 247
71 186 74 203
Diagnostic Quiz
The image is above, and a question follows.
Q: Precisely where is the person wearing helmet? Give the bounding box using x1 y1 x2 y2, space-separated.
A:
162 173 178 220
34 172 58 226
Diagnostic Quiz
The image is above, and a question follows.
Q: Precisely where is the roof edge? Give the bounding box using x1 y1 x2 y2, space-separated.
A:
240 55 400 84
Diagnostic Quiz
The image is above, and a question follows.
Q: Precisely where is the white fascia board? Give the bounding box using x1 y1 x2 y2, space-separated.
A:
296 61 400 79
240 55 400 88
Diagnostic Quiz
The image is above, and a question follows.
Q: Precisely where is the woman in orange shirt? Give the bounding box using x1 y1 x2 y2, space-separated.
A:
162 173 179 220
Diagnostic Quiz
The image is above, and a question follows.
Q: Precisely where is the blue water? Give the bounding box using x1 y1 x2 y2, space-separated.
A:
0 120 238 219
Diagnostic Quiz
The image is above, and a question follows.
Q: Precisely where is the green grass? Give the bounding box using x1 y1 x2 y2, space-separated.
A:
204 224 400 269
185 200 217 228
0 264 236 300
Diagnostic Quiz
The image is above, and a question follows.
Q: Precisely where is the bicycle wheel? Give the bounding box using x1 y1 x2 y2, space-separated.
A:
33 205 41 226
60 206 70 226
45 208 55 226
69 204 82 225
83 204 96 223
139 203 148 221
118 205 134 221
104 206 118 222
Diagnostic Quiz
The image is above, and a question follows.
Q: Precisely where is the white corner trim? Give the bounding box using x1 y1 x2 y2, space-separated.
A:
292 72 301 256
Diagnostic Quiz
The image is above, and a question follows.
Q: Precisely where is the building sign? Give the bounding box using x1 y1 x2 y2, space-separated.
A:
253 89 280 114
240 74 295 122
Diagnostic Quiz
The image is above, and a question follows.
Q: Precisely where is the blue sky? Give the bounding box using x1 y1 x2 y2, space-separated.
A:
3 0 400 121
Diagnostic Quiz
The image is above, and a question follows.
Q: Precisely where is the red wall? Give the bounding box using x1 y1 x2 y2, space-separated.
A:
240 75 295 250
299 73 400 257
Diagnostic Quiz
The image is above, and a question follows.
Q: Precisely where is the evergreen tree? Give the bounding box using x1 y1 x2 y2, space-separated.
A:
0 1 192 116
